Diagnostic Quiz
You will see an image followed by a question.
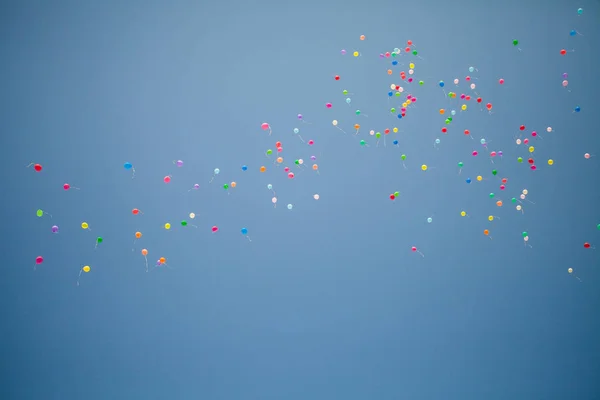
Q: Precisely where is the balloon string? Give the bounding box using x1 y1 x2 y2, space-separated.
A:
25 163 33 168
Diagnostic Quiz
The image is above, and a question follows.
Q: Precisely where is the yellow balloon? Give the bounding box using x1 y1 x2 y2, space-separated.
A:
529 146 535 153
83 266 91 272
164 223 171 230
402 102 408 108
81 222 88 229
460 211 467 217
406 99 412 105
477 176 483 181
409 63 415 69
548 159 554 165
488 215 494 221
393 127 398 133
421 164 428 171
353 51 359 57
461 104 467 111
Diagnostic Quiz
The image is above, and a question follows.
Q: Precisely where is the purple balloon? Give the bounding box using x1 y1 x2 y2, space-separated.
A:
340 49 346 55
51 225 59 233
297 114 303 120
562 72 568 79
193 184 199 189
176 160 184 167
498 151 503 156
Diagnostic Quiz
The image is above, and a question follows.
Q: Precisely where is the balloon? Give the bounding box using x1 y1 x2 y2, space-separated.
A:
512 39 519 46
214 168 220 175
427 217 433 223
460 211 467 217
241 228 248 235
584 153 590 159
574 106 581 112
577 8 583 15
568 268 573 274
176 160 184 167
164 223 171 230
211 226 218 232
132 208 142 215
583 242 591 249
287 204 293 210
141 249 148 256
242 165 248 171
81 222 89 229
135 231 142 239
466 178 471 184
189 213 195 219
83 266 90 272
334 75 340 80
35 256 43 264
164 175 171 183
499 78 504 84
421 164 428 171
36 209 43 217
124 162 132 170
325 103 332 108
260 166 266 172
181 220 188 226
313 193 320 200
51 225 59 233
548 159 554 165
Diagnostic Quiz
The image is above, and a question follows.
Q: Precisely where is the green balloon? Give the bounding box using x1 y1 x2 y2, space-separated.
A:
522 231 528 237
492 169 497 175
513 39 519 46
445 118 450 124
394 191 400 197
181 220 187 226
223 184 229 190
489 193 495 198
294 160 299 165
517 157 523 163
458 162 464 167
597 223 600 230
355 110 361 115
96 237 103 243
412 50 418 55
375 132 381 138
360 140 366 146
401 154 407 160
390 108 396 113
511 198 517 203
342 90 348 95
419 80 424 85
36 209 43 217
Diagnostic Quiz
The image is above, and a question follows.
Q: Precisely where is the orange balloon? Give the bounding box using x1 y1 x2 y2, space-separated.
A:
141 249 148 256
496 200 503 207
159 257 166 264
231 182 237 188
277 157 283 163
483 229 489 235
260 166 266 172
135 231 142 238
387 69 393 75
439 109 445 115
312 164 319 170
360 35 365 40
354 124 360 130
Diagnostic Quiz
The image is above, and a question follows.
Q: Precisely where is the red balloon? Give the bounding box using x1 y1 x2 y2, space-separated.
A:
334 75 340 80
63 183 70 190
519 125 525 131
34 164 42 172
389 194 395 200
560 49 567 55
476 97 482 103
441 127 447 133
132 208 139 215
584 242 591 248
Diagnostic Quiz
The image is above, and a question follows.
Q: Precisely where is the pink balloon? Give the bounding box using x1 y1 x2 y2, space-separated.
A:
308 140 314 145
164 176 171 183
500 185 505 190
211 226 218 232
530 165 537 170
584 153 590 159
472 151 478 156
562 80 568 87
490 151 497 157
411 246 417 252
531 131 537 137
63 183 70 190
261 122 270 130
284 167 290 172
326 103 332 108
288 172 295 179
499 78 505 84
523 138 529 144
35 256 44 264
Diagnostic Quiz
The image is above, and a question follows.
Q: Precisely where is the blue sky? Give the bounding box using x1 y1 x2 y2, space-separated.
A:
1 0 600 399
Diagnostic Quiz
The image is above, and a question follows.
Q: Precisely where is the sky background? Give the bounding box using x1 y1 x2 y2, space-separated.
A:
1 0 600 399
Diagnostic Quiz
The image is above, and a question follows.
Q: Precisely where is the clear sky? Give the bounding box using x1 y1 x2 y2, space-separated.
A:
2 0 600 399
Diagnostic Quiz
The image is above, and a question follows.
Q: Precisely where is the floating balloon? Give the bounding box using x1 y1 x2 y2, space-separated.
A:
261 122 272 135
81 222 90 230
36 209 52 218
51 225 59 233
77 265 91 286
26 163 43 172
123 162 135 178
211 226 218 232
411 246 424 257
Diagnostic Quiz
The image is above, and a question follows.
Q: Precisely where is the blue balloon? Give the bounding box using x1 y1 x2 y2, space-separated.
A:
397 114 402 119
575 106 581 112
439 81 445 88
388 91 393 97
241 228 248 235
392 60 398 65
242 165 248 171
570 29 576 36
466 178 472 184
393 140 399 145
124 162 132 170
